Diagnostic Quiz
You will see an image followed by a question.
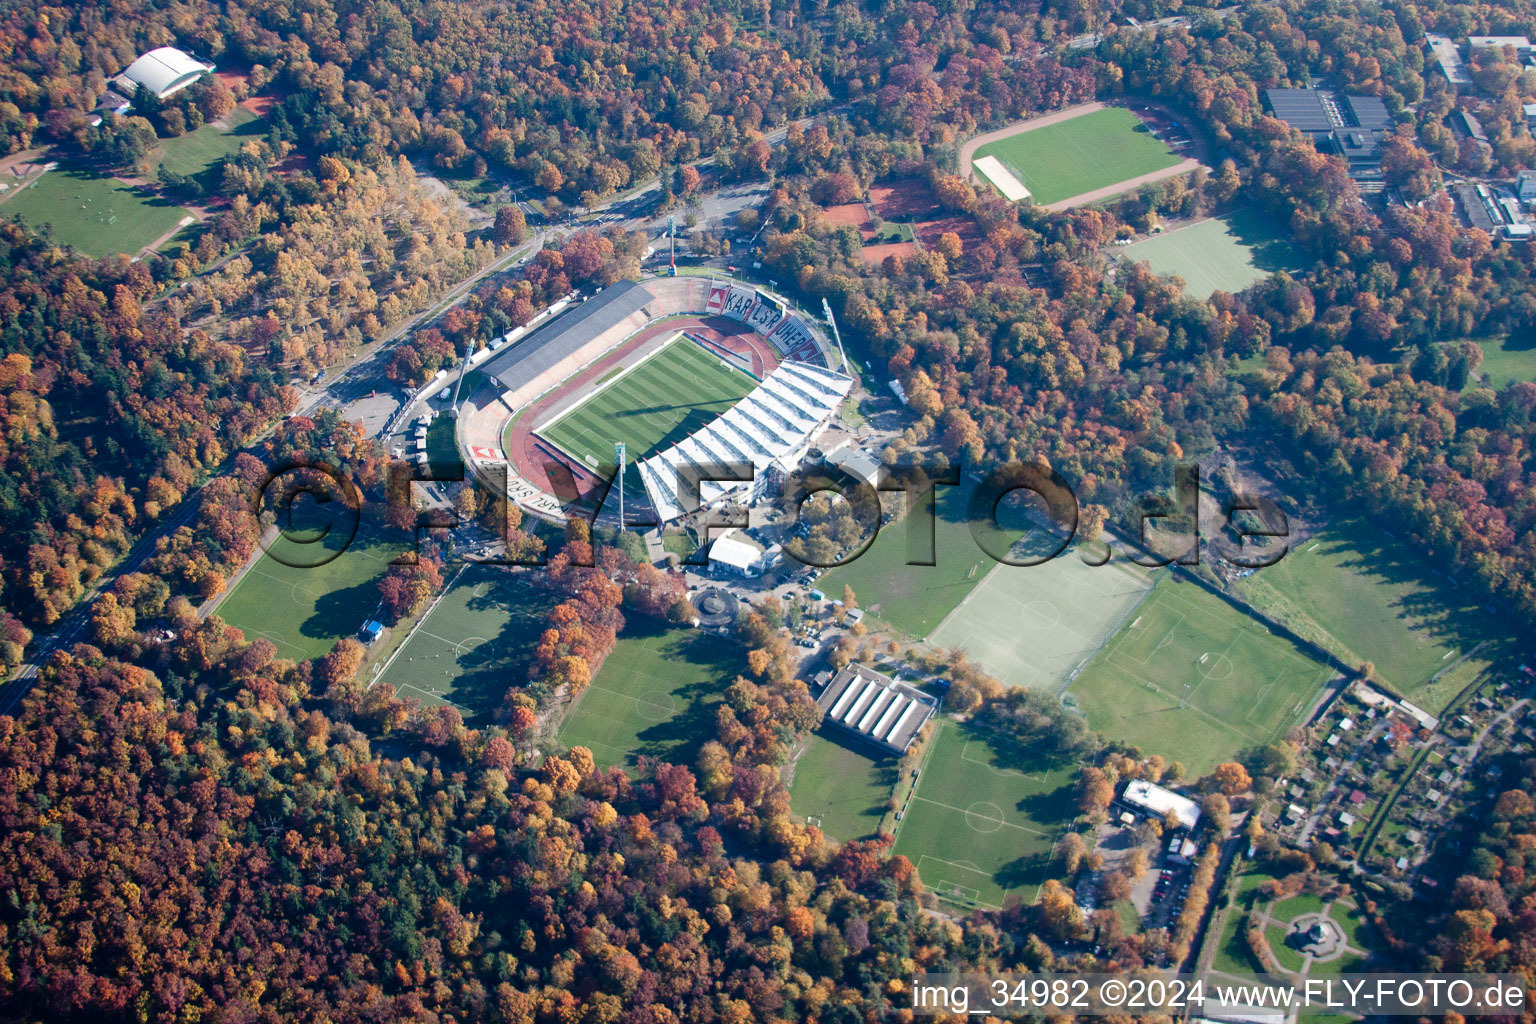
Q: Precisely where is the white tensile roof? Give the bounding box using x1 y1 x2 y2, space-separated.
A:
117 47 214 99
707 530 763 571
639 360 853 521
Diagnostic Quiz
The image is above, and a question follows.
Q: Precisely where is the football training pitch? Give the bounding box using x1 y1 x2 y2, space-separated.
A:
3 163 193 258
557 618 747 768
1067 577 1334 775
787 730 898 841
1122 209 1302 298
892 717 1076 911
817 485 1009 638
1230 519 1501 713
538 334 756 472
379 563 558 719
930 538 1155 692
973 107 1182 206
215 509 404 663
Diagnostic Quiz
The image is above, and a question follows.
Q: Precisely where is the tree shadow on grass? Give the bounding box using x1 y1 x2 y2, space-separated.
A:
809 725 901 831
1317 516 1511 664
1223 206 1305 276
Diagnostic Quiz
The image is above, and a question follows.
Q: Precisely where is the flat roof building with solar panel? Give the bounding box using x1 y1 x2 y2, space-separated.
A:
816 664 938 755
1262 88 1394 184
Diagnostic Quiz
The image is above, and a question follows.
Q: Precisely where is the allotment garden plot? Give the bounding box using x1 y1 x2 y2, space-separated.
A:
1067 577 1334 775
892 718 1076 911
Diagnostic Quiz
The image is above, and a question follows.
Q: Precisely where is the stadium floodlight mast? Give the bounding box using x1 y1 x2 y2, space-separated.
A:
614 442 626 530
448 336 474 413
821 296 850 373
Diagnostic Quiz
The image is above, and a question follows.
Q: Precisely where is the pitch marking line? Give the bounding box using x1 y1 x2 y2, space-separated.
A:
909 795 1051 836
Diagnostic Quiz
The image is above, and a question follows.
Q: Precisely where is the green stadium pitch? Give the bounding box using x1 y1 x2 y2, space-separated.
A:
537 334 756 473
973 106 1182 206
378 563 558 720
1067 576 1335 775
891 718 1077 912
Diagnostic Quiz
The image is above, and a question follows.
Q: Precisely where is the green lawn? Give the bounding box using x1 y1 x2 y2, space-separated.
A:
1211 911 1263 974
156 107 263 179
215 502 405 663
1122 208 1303 298
1231 518 1498 711
786 730 898 841
538 334 756 473
556 618 747 769
1474 334 1536 388
1332 901 1376 951
1264 923 1308 973
818 484 1007 638
1271 892 1327 922
892 717 1077 911
973 107 1183 205
1067 576 1333 775
379 563 557 720
425 413 462 477
2 163 192 258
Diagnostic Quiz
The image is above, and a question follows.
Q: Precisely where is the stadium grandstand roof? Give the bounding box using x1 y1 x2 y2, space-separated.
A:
1122 780 1201 830
483 280 650 394
114 47 214 100
637 360 854 521
815 664 937 754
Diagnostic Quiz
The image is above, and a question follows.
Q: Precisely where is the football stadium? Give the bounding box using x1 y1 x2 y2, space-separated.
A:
456 276 850 525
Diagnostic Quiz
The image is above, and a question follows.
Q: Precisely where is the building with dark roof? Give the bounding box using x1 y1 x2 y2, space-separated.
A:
1456 182 1500 233
816 664 937 755
1342 94 1393 132
484 280 651 395
1264 88 1391 181
1264 89 1335 135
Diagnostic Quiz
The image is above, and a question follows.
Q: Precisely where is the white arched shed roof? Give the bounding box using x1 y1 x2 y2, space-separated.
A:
115 47 214 100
